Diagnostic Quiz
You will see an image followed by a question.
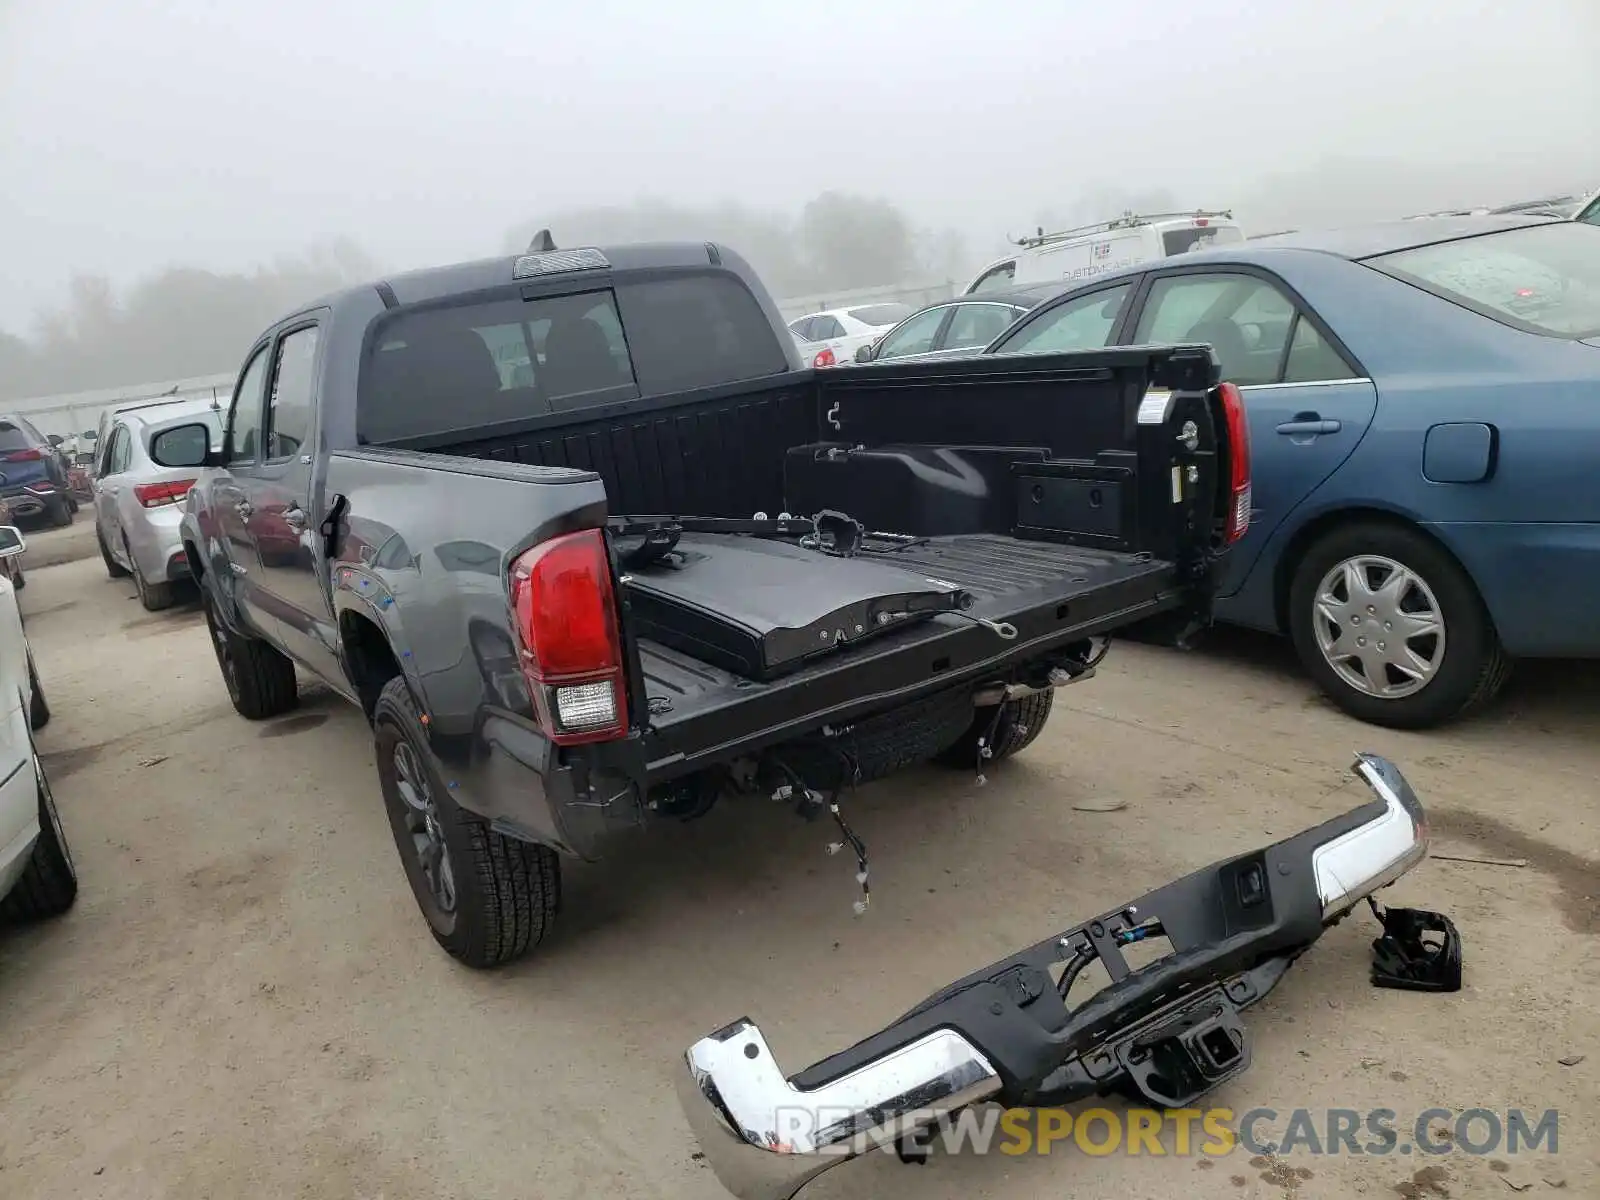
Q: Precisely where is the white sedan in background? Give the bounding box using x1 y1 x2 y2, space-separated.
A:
787 303 914 368
0 524 76 924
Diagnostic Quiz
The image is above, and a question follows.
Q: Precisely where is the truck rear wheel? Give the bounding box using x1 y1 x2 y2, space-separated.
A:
935 689 1056 770
202 591 297 719
372 676 560 968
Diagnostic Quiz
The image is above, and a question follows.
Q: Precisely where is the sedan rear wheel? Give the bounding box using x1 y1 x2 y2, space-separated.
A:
1289 522 1511 730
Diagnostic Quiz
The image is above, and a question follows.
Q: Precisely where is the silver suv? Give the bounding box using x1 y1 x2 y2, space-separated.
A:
94 400 223 610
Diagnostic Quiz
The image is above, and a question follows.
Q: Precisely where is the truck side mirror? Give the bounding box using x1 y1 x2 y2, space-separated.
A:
854 343 875 364
149 422 215 469
47 434 63 447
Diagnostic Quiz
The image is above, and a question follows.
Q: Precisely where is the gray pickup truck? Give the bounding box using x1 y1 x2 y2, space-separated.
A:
150 240 1252 968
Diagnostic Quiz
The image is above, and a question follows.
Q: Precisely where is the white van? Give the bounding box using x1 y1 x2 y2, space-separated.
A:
963 210 1245 295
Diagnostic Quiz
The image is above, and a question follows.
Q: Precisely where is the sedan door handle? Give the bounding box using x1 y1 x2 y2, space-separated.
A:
1275 418 1342 436
281 505 307 528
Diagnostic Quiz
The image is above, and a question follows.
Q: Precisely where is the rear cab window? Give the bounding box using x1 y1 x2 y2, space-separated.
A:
358 271 788 445
1364 221 1600 338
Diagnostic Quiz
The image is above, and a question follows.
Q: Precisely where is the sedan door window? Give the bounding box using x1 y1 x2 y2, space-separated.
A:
1282 315 1356 383
874 307 948 359
942 303 1023 351
1134 274 1298 386
105 427 132 475
994 284 1133 355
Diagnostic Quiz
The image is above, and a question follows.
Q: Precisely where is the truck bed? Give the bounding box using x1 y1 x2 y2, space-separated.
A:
638 533 1180 778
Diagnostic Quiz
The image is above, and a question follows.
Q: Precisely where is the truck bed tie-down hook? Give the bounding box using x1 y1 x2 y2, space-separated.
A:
943 610 1019 641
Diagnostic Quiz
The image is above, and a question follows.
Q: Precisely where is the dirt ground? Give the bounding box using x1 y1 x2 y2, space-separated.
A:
1 551 1594 1200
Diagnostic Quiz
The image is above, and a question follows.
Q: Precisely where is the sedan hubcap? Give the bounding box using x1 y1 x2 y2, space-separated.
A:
392 741 456 914
1313 555 1446 700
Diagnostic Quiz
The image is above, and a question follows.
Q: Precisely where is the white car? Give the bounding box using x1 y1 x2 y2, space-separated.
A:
787 304 915 368
964 210 1244 295
0 524 76 924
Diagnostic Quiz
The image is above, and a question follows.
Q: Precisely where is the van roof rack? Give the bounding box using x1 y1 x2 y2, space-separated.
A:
1009 209 1235 249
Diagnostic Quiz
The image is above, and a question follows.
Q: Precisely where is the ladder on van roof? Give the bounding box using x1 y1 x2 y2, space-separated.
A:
1009 209 1235 249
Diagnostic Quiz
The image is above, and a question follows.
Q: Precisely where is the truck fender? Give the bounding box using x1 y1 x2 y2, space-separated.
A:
330 574 428 723
180 512 249 636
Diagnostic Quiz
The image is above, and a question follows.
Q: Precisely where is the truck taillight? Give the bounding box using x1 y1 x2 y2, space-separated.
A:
507 529 628 746
134 479 195 508
1217 382 1252 544
5 448 44 463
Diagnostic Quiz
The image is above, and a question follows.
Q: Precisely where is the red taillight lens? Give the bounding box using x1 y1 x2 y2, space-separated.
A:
4 448 44 463
1216 382 1252 545
507 529 627 745
813 348 836 368
134 479 196 508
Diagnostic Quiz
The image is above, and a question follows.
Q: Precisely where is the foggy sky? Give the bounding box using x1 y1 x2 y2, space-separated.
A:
3 0 1596 333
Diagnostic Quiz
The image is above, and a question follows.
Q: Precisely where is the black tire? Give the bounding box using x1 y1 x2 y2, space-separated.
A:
1288 521 1511 730
0 750 78 922
99 527 130 578
201 590 297 719
373 676 560 968
935 688 1056 770
48 497 72 528
66 497 79 514
27 651 49 731
127 537 176 612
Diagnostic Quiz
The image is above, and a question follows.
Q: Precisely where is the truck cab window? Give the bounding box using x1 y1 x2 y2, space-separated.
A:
614 274 789 396
227 348 270 464
266 326 320 462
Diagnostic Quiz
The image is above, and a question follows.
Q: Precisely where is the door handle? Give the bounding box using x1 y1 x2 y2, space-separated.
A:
1275 418 1342 436
281 505 307 529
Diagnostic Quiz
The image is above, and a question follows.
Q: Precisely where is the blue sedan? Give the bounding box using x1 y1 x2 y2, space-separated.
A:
982 215 1600 729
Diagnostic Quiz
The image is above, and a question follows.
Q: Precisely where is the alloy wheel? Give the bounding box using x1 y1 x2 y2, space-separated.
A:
392 740 457 915
203 602 242 702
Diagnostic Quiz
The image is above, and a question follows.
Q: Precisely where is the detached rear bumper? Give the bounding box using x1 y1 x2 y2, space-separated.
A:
677 754 1429 1200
